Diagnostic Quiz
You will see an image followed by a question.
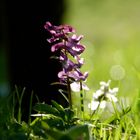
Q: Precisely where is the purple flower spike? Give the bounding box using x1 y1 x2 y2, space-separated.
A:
44 22 88 85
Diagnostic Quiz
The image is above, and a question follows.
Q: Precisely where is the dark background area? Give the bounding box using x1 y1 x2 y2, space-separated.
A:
0 0 66 120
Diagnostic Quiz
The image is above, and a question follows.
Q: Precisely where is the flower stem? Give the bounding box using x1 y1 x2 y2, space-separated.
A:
89 101 100 122
80 81 84 120
67 77 72 109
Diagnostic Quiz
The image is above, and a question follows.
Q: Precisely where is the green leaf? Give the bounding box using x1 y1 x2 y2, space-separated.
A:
66 124 90 140
46 124 90 140
103 114 118 124
46 128 65 140
34 103 60 116
58 89 69 104
43 115 65 130
30 119 47 138
51 100 66 120
8 133 28 140
51 100 65 113
64 108 74 122
50 82 66 86
123 106 131 114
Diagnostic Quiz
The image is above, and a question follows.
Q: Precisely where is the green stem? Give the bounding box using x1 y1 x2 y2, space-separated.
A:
89 100 101 122
15 86 26 124
67 77 72 109
80 81 84 120
28 90 33 124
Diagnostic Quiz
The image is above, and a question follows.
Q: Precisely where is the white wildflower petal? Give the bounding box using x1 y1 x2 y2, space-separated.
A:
99 100 107 109
109 88 119 94
100 85 105 91
100 80 111 87
106 94 118 102
70 82 80 92
88 103 91 108
89 101 100 110
93 90 104 99
79 58 84 63
82 83 90 91
100 81 107 86
107 80 111 85
70 82 89 92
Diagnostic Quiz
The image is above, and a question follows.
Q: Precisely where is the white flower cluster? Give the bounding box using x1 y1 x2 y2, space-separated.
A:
88 80 118 111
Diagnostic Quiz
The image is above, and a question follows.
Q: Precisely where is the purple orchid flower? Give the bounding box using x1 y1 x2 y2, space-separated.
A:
51 42 65 52
44 21 75 43
58 68 88 83
51 34 85 57
68 70 88 82
59 52 84 72
66 34 85 56
75 56 84 68
59 52 77 72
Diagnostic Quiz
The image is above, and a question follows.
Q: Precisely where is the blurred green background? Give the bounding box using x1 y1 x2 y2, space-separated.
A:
63 0 140 101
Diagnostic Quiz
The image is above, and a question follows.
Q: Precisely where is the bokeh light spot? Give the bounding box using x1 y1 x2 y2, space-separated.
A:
110 65 125 80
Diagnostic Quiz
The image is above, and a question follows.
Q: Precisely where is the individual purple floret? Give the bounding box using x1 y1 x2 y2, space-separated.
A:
58 69 88 83
60 53 84 72
44 21 75 43
51 34 85 57
66 34 85 56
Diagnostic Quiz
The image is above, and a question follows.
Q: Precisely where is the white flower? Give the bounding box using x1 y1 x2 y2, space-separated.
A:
94 80 118 102
70 82 89 92
88 101 99 111
106 87 118 102
100 80 111 87
93 90 104 99
88 100 106 111
106 93 118 102
100 101 107 109
100 80 111 90
88 80 118 111
109 88 119 95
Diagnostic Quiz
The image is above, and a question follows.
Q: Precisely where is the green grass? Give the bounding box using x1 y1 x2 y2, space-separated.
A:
0 88 140 140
